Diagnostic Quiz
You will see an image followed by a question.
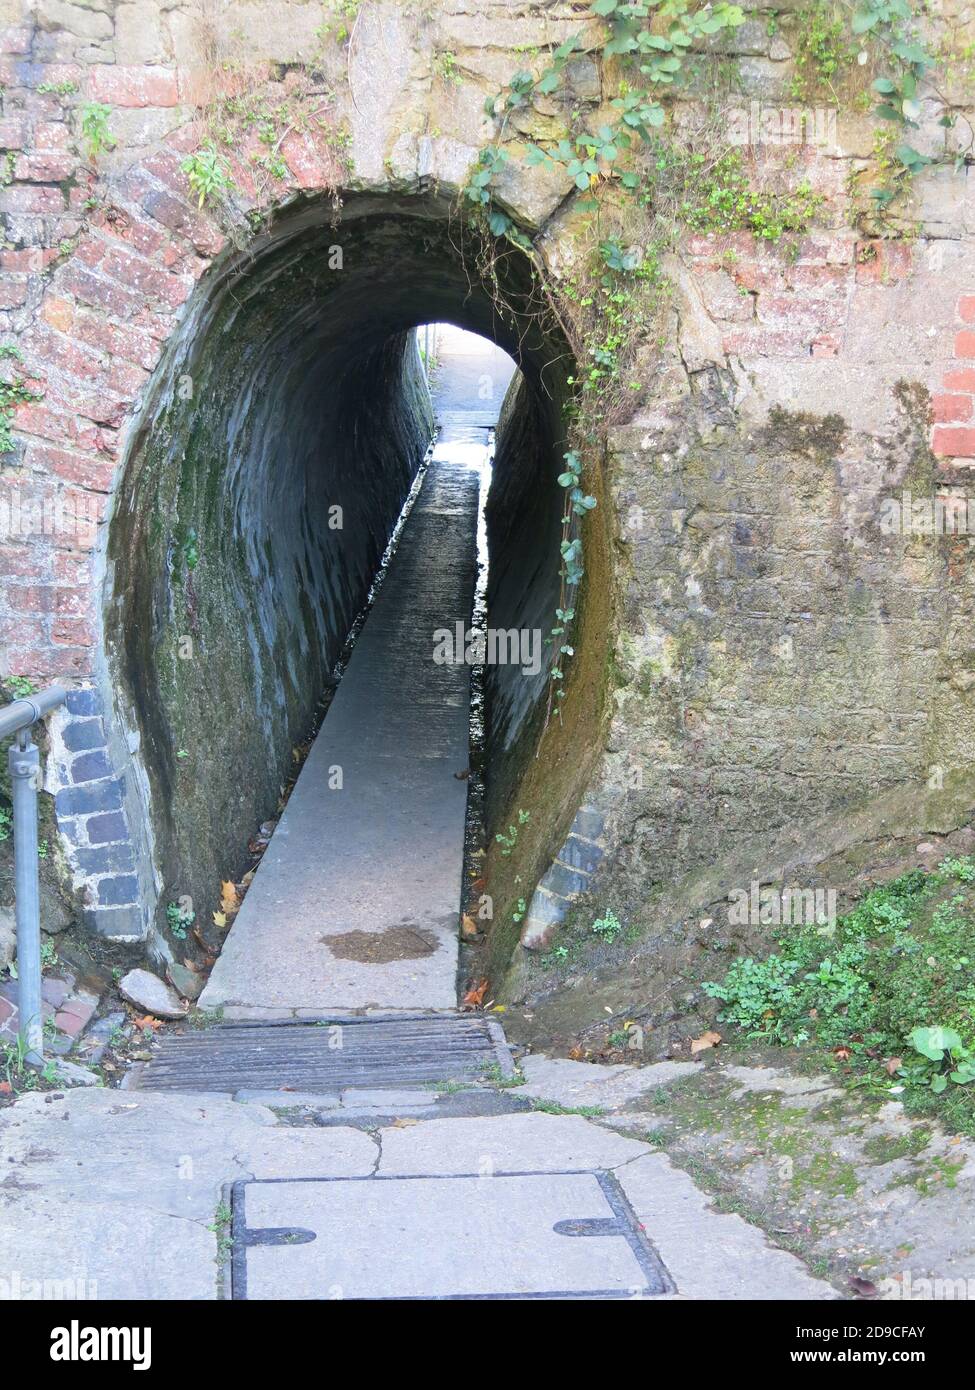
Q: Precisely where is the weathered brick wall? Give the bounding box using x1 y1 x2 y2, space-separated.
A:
0 0 972 970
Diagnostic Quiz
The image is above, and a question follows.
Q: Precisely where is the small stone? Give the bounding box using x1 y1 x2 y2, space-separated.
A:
166 962 204 1001
118 969 188 1020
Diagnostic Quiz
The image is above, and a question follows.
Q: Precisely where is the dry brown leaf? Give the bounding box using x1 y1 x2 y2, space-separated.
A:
391 1117 419 1128
220 879 240 912
690 1030 721 1055
885 1056 902 1076
833 1045 852 1061
849 1276 878 1298
460 913 478 939
462 978 489 1009
212 910 227 928
568 1044 585 1061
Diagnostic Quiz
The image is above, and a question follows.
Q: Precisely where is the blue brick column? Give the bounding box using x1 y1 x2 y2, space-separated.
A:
48 685 149 940
519 805 606 951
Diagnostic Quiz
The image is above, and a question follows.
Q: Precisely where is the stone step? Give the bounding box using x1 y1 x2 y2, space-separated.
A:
124 1013 516 1096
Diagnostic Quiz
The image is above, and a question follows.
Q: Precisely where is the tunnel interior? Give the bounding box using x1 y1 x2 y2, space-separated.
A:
103 190 604 961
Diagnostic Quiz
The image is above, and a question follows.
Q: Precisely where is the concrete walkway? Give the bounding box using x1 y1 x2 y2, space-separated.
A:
200 331 512 1014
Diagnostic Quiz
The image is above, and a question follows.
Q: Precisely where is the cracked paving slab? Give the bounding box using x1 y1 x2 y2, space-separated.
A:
0 1090 376 1299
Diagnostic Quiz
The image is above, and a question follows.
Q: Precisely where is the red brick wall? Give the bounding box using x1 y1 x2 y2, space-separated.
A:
932 294 975 463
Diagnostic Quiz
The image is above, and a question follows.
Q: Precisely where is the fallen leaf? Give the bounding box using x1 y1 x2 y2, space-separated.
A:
849 1276 878 1298
134 1016 161 1032
690 1029 721 1055
460 914 478 939
471 876 486 893
241 869 255 888
0 1081 11 1095
833 1045 852 1061
391 1117 419 1128
212 910 227 928
885 1056 902 1076
462 978 488 1009
220 880 240 913
568 1045 585 1061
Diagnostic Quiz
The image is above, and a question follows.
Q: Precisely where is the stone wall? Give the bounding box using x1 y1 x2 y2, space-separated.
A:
0 0 973 989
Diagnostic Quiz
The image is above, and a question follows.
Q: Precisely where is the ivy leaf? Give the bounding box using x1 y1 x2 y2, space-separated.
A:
895 143 931 172
851 8 879 33
553 35 582 61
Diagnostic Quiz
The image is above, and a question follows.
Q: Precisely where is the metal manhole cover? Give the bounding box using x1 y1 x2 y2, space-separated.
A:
230 1171 672 1300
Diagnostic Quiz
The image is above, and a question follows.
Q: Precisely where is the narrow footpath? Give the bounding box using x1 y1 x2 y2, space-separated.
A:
200 331 511 1013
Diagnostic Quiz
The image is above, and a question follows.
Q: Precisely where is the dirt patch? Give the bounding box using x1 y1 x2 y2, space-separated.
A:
324 926 439 963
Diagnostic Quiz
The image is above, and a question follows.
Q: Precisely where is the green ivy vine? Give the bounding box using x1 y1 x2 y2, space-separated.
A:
463 0 964 726
0 346 42 455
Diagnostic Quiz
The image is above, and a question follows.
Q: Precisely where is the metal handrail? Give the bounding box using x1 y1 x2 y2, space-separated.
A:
2 684 67 1064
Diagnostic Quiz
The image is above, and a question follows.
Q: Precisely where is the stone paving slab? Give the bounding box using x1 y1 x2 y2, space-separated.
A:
375 1111 653 1175
517 1055 701 1110
617 1153 836 1301
200 458 480 1014
0 1090 377 1300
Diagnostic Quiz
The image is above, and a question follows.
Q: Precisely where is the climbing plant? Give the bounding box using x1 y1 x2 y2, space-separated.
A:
0 346 42 455
462 0 963 725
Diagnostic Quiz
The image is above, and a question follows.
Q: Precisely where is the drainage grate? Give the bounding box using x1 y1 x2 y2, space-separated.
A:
126 1014 514 1095
230 1171 673 1300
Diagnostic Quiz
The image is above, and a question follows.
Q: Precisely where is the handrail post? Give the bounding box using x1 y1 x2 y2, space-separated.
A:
9 728 43 1065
